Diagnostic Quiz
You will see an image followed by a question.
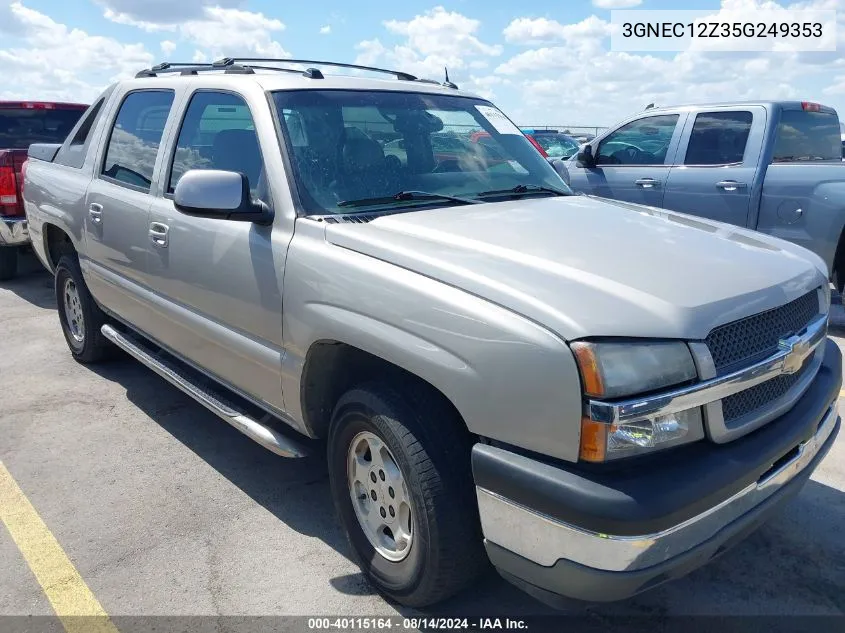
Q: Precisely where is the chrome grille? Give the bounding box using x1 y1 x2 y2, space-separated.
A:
706 290 820 375
721 357 813 423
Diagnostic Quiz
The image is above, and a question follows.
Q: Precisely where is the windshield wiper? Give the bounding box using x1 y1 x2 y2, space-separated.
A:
475 184 571 199
337 190 481 209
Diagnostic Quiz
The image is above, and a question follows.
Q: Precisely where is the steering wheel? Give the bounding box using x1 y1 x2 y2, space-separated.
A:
620 144 645 163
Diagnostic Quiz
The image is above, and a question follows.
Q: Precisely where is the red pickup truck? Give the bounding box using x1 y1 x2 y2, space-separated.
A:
1 101 88 279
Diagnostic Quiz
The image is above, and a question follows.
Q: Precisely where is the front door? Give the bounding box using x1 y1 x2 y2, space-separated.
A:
569 113 684 207
145 90 288 413
83 89 175 326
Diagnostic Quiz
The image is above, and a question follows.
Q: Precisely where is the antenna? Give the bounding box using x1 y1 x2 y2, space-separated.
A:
442 66 459 89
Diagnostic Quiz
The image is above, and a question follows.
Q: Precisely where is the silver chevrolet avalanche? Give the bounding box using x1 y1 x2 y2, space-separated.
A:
22 58 841 607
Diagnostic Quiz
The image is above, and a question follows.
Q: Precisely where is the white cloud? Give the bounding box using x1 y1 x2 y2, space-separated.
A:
355 6 501 82
489 0 845 125
503 15 614 46
0 1 153 102
191 50 207 63
320 25 331 35
103 5 290 58
160 40 176 56
592 0 642 8
178 7 289 58
102 8 170 32
96 0 240 25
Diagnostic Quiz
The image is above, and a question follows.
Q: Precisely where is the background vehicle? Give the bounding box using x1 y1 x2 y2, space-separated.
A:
566 101 845 288
0 101 87 279
520 128 581 159
23 60 840 609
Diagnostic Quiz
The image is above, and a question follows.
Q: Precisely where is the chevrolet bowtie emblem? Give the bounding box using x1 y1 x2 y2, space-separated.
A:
779 335 811 375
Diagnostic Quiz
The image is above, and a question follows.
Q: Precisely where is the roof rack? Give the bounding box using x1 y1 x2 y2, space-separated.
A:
212 57 419 81
134 58 460 89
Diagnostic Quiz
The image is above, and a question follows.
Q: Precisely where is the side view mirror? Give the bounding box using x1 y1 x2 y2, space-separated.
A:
548 158 570 186
174 170 273 225
576 144 595 167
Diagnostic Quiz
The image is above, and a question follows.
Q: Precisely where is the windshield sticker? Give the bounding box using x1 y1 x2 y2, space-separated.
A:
475 105 522 136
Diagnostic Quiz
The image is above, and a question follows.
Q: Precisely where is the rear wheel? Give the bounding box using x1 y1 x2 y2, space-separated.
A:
55 255 113 363
0 247 18 281
327 381 485 607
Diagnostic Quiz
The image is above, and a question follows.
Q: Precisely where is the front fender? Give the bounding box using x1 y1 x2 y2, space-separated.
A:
281 223 584 462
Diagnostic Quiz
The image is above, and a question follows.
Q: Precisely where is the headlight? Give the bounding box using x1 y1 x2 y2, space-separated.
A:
571 341 704 462
570 340 697 398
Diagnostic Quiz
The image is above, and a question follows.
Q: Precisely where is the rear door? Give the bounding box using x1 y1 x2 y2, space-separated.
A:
663 107 765 227
568 113 685 206
83 89 175 323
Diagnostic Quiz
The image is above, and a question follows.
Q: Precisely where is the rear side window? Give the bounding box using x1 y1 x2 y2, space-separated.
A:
772 110 841 162
168 91 262 195
101 90 174 191
684 111 753 165
54 99 104 169
596 115 679 165
0 106 85 149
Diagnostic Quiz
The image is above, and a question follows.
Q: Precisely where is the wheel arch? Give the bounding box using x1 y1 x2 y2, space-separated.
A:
300 339 470 441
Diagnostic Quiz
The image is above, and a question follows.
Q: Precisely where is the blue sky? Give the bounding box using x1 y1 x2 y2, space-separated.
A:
1 0 843 127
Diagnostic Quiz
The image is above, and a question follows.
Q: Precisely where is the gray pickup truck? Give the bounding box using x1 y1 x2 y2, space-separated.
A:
23 59 841 608
566 101 845 289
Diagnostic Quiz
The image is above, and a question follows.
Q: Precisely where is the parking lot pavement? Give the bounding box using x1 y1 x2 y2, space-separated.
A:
2 251 844 621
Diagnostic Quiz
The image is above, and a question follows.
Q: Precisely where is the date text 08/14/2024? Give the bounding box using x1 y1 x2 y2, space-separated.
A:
307 618 528 630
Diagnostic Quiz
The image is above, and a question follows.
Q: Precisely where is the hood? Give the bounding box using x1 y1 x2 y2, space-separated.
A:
324 195 828 341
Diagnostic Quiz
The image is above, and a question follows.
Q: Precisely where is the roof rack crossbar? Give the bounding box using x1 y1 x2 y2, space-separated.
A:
213 57 418 81
137 58 427 83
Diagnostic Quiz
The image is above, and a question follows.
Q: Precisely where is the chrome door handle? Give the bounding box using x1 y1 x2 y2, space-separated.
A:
149 222 169 248
88 203 103 224
634 178 660 188
715 180 747 191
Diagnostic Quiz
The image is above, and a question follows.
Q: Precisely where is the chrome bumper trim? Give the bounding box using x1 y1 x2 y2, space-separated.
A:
0 217 29 246
588 314 828 424
477 403 837 571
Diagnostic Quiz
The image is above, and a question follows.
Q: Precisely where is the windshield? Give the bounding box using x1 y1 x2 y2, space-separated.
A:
0 108 85 149
532 133 580 158
772 109 841 162
272 90 570 214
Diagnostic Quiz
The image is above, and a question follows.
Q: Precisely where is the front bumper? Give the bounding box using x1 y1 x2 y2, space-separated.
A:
0 217 29 247
473 338 841 603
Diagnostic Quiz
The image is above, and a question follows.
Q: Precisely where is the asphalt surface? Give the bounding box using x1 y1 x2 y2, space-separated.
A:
2 251 844 622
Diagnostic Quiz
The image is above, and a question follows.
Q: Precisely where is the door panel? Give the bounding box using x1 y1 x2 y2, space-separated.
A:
568 113 684 207
663 107 765 228
145 90 288 412
83 90 174 325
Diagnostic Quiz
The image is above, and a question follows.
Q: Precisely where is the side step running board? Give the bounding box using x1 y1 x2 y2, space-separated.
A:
101 324 308 458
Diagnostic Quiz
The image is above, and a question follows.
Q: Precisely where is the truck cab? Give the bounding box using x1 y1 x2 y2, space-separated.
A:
567 101 845 287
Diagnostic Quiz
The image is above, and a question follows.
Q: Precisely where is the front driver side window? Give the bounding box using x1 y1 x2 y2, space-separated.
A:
595 114 679 166
168 91 264 197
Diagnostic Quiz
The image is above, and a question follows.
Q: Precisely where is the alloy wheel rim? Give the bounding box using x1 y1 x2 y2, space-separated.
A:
347 431 414 562
63 278 85 344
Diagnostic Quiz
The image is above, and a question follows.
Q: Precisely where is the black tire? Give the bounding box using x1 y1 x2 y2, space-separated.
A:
327 380 485 607
55 255 112 363
0 247 17 281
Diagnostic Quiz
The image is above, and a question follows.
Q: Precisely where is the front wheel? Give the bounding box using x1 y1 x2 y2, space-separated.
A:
327 381 485 607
